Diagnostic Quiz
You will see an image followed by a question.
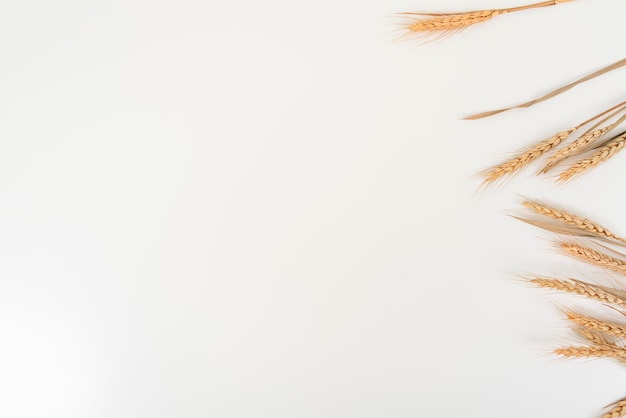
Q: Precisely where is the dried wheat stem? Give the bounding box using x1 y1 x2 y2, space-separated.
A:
529 277 626 305
559 132 626 182
466 57 626 120
522 200 626 244
560 242 626 276
555 345 626 359
567 311 626 340
575 101 626 131
482 130 571 183
602 400 626 418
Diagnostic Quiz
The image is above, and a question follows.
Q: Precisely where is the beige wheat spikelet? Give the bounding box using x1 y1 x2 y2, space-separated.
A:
560 242 626 276
555 345 626 360
482 131 571 183
559 133 626 181
575 327 619 347
521 199 626 245
403 10 499 36
529 277 626 305
566 311 626 340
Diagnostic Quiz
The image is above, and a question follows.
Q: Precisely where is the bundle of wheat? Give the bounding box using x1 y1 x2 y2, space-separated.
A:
519 199 626 416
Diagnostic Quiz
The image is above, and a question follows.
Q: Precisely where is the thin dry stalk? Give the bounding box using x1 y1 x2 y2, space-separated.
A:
560 242 626 276
398 0 572 41
521 200 626 245
482 130 571 183
602 399 626 418
559 132 626 182
466 57 626 120
555 345 626 359
566 311 626 340
528 277 626 305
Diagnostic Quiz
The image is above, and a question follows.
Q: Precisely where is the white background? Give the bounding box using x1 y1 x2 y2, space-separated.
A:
1 0 626 417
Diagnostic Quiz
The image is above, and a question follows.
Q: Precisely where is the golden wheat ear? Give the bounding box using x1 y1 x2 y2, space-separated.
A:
558 241 626 276
478 102 626 184
565 310 626 340
397 0 573 42
528 276 626 305
574 326 622 349
557 131 626 182
554 345 626 360
519 199 626 245
465 57 626 120
541 102 626 173
479 131 571 185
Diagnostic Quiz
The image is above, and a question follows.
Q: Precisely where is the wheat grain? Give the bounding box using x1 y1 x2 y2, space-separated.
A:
559 132 626 181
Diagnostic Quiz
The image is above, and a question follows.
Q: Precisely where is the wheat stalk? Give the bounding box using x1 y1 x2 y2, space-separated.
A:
398 0 572 41
559 132 626 182
529 277 626 305
521 200 626 245
482 130 571 183
602 400 626 418
466 57 626 120
566 311 626 340
560 242 626 276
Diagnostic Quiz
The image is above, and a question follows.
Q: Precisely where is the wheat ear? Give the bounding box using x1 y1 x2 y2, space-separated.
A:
602 399 626 418
566 311 626 340
541 127 610 173
521 200 626 245
559 132 626 182
399 10 499 40
543 106 626 173
559 242 626 276
575 329 622 352
529 277 626 305
466 57 626 120
482 130 571 183
555 345 626 360
398 0 572 41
